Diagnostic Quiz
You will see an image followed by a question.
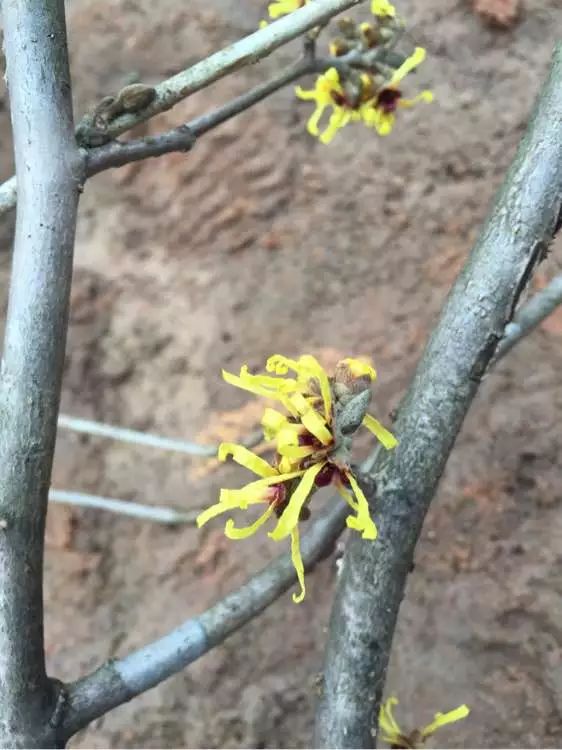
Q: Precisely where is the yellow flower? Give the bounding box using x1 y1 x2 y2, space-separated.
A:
361 47 433 136
295 68 366 144
267 0 307 19
379 697 470 748
198 354 398 602
371 0 396 17
196 442 309 602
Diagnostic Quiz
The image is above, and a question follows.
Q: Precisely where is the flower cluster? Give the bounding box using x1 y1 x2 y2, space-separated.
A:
196 354 397 603
297 46 432 143
261 0 433 143
379 697 470 748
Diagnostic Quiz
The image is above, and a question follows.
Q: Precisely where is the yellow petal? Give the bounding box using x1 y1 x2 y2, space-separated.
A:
306 104 327 137
290 526 306 603
196 487 268 527
268 0 302 18
379 697 402 741
269 462 324 540
421 705 470 738
295 85 317 102
345 471 377 540
389 47 426 87
261 407 295 440
375 111 395 136
362 414 398 450
335 482 359 512
371 0 396 17
222 367 301 417
266 354 300 375
224 504 276 539
277 443 316 460
319 107 350 145
398 90 434 108
218 442 278 478
339 357 377 381
298 355 332 420
222 368 274 399
278 455 295 474
289 393 333 446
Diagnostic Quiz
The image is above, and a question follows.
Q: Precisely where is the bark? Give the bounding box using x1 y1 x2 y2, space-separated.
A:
314 42 562 749
0 1 82 746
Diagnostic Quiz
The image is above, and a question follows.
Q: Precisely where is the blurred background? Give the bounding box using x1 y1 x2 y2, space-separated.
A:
1 0 561 746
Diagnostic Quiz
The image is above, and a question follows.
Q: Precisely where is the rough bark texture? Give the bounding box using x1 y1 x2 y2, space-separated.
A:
314 43 562 749
0 0 82 746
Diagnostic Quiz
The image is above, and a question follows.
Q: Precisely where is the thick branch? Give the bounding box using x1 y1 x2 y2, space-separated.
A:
494 272 562 360
315 43 562 749
0 1 82 746
60 499 347 740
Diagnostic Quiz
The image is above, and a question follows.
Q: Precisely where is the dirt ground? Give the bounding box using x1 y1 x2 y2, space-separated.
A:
1 0 561 747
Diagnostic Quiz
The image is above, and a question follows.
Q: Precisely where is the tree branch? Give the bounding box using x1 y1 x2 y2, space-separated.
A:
84 58 311 175
0 1 83 746
314 43 562 749
59 498 347 741
57 413 262 456
75 0 367 146
494 272 562 360
48 490 204 525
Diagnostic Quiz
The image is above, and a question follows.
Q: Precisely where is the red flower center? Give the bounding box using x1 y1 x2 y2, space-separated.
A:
376 88 402 113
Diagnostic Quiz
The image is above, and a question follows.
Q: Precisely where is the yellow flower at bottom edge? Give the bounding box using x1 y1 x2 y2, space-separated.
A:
379 697 470 748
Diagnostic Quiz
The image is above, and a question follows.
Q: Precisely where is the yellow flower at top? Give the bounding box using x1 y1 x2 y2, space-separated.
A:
379 697 470 748
371 0 396 17
196 354 398 602
360 47 434 136
267 0 307 19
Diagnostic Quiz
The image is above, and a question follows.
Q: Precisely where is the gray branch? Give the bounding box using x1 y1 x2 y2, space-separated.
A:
85 59 311 174
494 272 562 360
314 43 562 749
75 0 367 145
0 1 83 746
49 490 204 526
60 499 347 741
0 0 366 213
57 413 262 456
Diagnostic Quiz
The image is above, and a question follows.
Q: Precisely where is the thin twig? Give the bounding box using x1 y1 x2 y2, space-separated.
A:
314 43 562 748
0 31 404 211
85 59 312 174
75 0 368 145
57 414 262 457
84 125 196 176
494 273 562 360
49 490 202 525
60 498 347 740
0 1 83 745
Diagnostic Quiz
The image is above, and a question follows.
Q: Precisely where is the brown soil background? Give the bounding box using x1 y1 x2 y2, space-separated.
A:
1 0 562 747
